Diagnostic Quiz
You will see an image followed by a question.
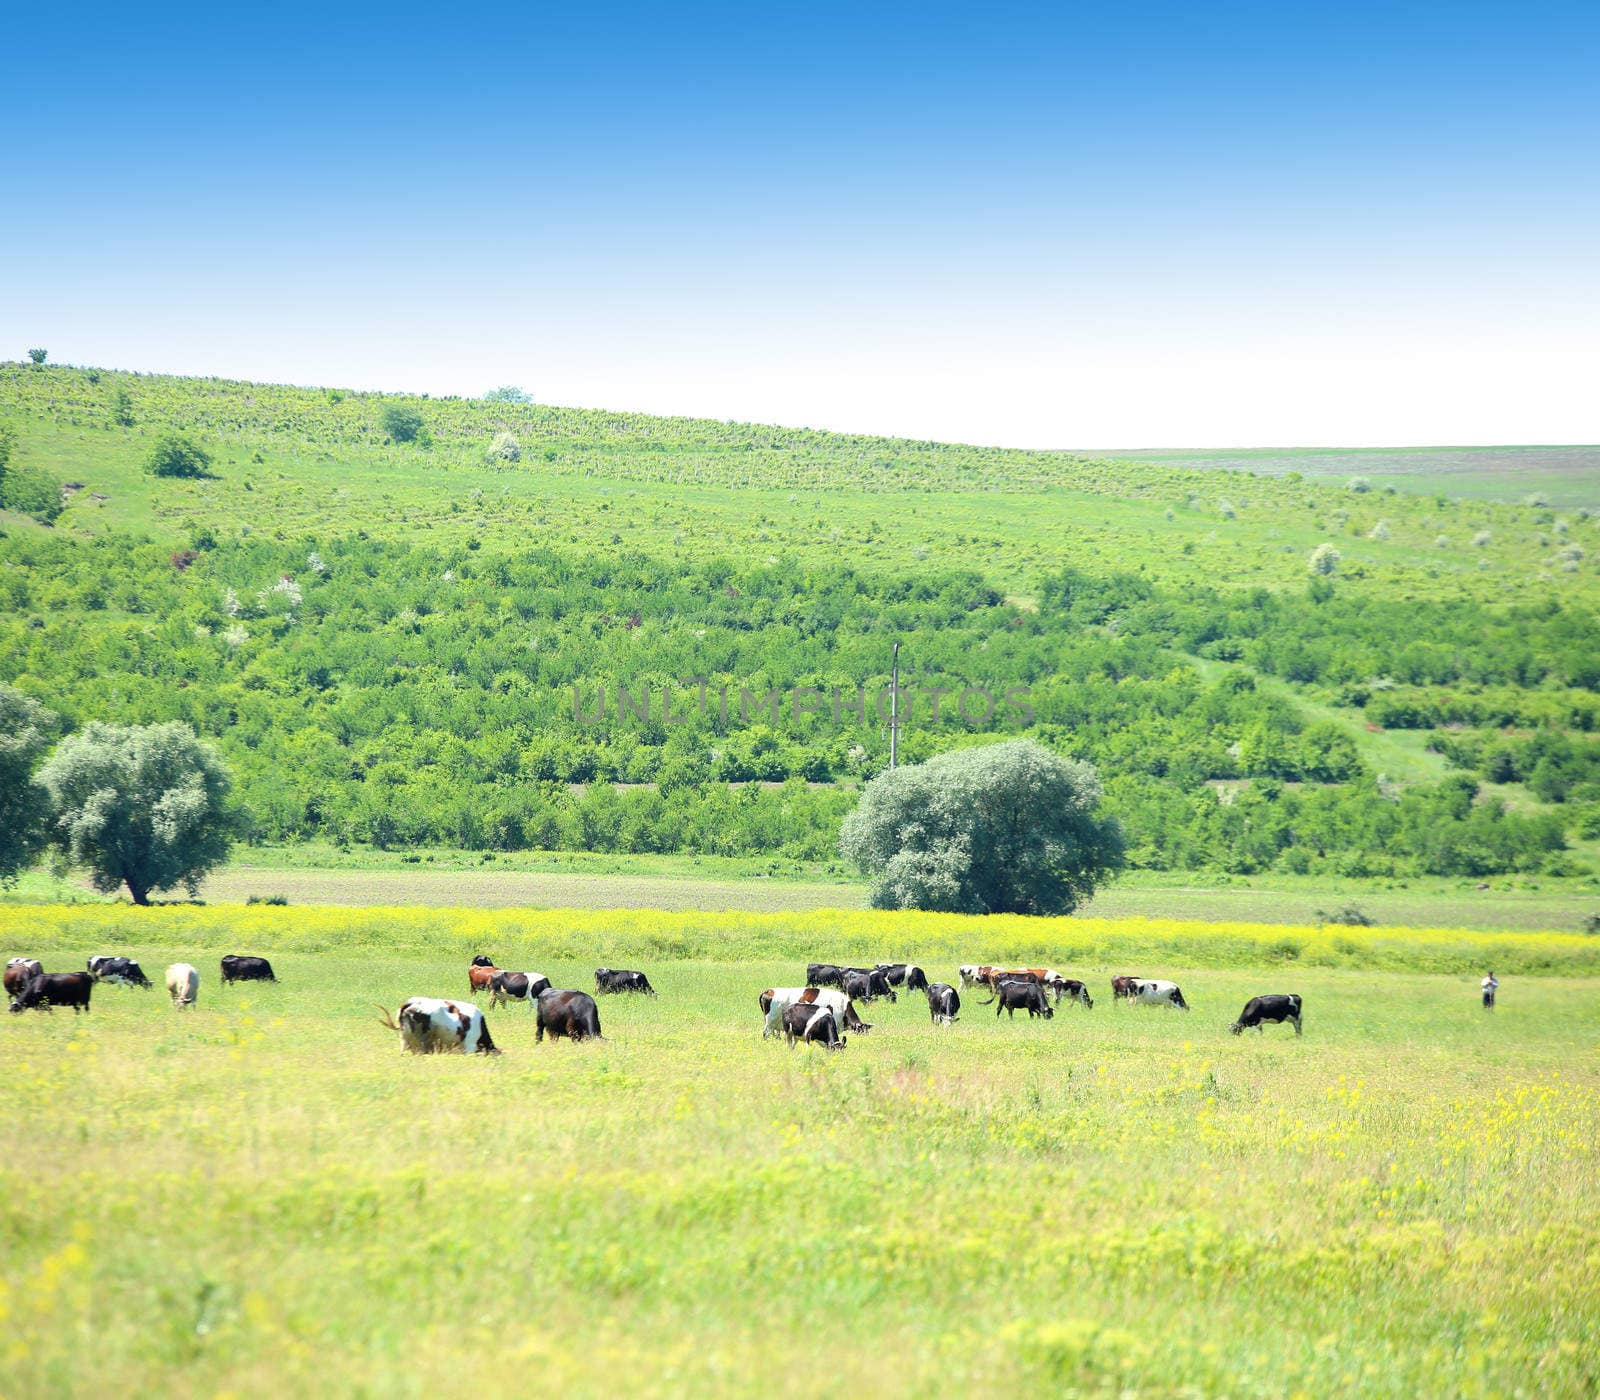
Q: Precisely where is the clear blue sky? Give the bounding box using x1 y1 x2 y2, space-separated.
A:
4 1 1597 446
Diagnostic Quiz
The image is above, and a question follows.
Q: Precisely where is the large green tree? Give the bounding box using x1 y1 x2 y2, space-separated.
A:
839 738 1125 914
0 683 57 886
37 721 237 904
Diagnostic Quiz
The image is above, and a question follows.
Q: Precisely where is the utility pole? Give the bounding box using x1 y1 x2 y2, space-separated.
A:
889 641 900 769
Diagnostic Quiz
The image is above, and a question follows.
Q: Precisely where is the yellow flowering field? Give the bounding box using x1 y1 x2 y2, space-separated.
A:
2 904 1597 1397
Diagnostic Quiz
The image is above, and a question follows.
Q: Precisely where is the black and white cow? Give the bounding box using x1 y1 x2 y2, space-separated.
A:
1231 994 1302 1036
1053 978 1094 1009
806 963 847 988
489 970 551 1009
377 997 499 1055
876 963 929 992
87 956 152 989
994 980 1053 1020
782 1003 846 1050
761 988 871 1038
843 968 896 1003
536 989 603 1042
594 968 656 996
1128 979 1189 1010
924 981 960 1025
219 954 276 985
10 971 93 1014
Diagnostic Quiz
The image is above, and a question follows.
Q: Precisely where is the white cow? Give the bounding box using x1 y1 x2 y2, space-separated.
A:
377 997 499 1055
1129 979 1189 1010
760 987 869 1038
165 963 200 1008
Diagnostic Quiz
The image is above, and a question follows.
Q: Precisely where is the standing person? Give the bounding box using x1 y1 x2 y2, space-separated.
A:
1481 970 1498 1011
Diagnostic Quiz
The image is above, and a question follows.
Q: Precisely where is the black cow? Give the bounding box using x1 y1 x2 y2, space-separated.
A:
1231 994 1303 1036
782 1003 846 1050
219 955 276 985
87 956 152 989
536 989 603 1042
4 959 43 999
594 967 656 996
10 971 93 1015
843 969 895 1004
470 955 496 968
876 963 929 992
490 970 551 1008
994 980 1053 1020
924 981 960 1024
806 963 846 988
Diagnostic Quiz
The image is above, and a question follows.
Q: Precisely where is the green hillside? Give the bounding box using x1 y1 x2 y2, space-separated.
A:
3 361 1598 881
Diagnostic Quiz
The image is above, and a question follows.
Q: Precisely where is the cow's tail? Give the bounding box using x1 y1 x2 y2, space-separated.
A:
375 1003 400 1032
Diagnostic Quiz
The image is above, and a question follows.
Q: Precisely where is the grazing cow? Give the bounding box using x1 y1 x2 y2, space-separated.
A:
489 970 551 1009
471 955 496 967
10 971 93 1015
1054 978 1094 1009
1110 975 1141 1004
842 969 895 1004
958 964 984 988
594 967 656 996
536 989 603 1043
5 958 43 999
219 954 276 985
806 963 846 988
166 963 200 1008
994 980 1054 1020
468 959 499 998
782 1003 846 1050
1231 994 1303 1036
876 963 929 992
1129 979 1189 1010
377 997 499 1055
760 987 871 1038
87 956 152 989
924 981 960 1024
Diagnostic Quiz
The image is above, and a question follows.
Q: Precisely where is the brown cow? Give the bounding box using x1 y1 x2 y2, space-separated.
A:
468 957 498 999
5 959 43 999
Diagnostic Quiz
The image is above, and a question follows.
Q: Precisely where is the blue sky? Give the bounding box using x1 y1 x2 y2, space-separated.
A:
4 1 1597 446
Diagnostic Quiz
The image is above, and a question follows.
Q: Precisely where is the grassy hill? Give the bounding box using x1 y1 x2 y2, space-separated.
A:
3 361 1598 887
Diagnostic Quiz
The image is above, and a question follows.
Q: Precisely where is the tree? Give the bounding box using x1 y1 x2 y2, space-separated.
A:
483 385 532 403
112 387 135 426
37 721 237 904
0 422 12 496
1308 542 1341 576
486 430 521 462
381 404 424 443
0 684 57 886
145 432 213 479
26 348 47 365
839 739 1124 914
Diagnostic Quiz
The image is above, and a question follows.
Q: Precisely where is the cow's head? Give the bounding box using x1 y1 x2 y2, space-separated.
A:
470 955 495 968
1230 1020 1245 1035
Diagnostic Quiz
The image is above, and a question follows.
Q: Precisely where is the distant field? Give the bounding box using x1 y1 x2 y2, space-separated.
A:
1097 444 1600 508
3 904 1596 1396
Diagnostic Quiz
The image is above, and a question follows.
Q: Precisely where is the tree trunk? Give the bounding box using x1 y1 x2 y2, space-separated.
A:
126 876 150 906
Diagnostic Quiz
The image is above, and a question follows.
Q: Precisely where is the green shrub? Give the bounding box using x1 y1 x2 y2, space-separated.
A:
381 404 424 443
145 432 213 479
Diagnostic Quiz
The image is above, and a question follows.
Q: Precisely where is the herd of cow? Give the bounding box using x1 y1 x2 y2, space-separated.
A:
757 962 1304 1050
6 949 1306 1054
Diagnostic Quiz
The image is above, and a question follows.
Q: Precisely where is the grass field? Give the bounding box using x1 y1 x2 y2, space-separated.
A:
3 905 1598 1397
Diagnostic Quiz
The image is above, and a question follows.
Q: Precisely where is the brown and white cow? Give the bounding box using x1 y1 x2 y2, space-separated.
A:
782 1003 846 1050
760 987 870 1038
5 958 43 1000
468 957 498 999
377 997 499 1055
1110 975 1141 1004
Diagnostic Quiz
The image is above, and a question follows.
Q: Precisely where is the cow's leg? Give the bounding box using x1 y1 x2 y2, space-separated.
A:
1293 1014 1302 1036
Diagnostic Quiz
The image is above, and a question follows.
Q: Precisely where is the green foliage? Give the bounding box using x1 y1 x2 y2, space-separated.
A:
26 348 46 365
36 721 237 904
1308 542 1341 575
145 432 213 479
0 424 62 522
840 739 1125 913
111 386 135 427
484 385 533 403
0 683 57 885
381 403 424 443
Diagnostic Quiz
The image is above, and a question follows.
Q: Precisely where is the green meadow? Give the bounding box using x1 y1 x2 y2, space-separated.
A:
2 904 1597 1397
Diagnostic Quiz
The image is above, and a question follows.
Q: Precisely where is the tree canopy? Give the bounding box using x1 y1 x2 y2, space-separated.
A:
839 738 1125 914
0 683 57 885
37 721 237 903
